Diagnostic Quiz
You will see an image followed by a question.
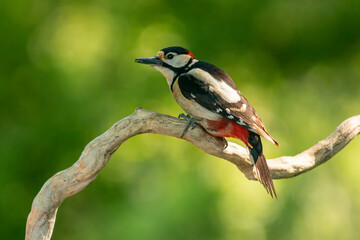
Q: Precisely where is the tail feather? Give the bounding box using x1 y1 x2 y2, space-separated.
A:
248 132 277 199
253 155 277 199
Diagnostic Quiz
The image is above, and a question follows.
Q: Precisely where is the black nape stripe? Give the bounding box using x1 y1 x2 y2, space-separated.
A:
170 58 194 92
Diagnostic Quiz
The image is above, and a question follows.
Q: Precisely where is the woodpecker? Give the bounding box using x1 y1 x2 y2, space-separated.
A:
135 46 279 198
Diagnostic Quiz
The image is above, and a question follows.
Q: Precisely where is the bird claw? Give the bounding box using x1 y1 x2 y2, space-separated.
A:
178 113 199 138
178 113 187 119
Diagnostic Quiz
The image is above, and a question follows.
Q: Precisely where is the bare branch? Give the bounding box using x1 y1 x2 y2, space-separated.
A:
25 108 360 240
267 115 360 179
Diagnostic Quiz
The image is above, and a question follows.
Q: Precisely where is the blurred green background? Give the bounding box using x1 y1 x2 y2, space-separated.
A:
1 0 360 239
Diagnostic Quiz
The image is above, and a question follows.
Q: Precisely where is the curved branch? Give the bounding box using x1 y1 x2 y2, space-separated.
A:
25 108 360 240
267 114 360 179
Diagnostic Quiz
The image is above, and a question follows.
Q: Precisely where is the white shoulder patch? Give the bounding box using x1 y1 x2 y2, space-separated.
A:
189 68 241 103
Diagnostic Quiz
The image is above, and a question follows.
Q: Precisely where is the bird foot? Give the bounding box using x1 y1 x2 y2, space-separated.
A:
178 113 199 138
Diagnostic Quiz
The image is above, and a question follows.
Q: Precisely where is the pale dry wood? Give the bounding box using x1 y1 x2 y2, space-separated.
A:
25 108 360 240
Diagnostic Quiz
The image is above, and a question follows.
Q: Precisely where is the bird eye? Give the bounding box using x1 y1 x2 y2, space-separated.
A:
166 53 174 59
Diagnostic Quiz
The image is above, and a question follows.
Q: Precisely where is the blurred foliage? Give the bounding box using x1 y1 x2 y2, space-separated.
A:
1 0 360 239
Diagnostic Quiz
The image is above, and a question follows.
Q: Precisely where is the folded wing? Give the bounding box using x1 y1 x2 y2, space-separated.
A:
177 70 279 146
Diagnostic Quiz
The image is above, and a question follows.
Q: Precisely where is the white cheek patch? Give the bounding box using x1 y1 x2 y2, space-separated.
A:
165 54 192 68
173 57 187 68
189 69 241 103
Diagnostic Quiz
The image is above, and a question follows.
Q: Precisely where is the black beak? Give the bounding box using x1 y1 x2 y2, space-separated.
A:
135 56 162 66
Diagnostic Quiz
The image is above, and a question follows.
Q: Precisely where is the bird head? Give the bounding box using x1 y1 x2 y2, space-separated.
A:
135 46 196 82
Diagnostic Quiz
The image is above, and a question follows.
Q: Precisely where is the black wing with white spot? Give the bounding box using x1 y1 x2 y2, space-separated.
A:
177 73 254 129
177 71 279 146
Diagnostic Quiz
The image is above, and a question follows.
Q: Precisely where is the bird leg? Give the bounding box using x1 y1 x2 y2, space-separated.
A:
178 113 199 138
